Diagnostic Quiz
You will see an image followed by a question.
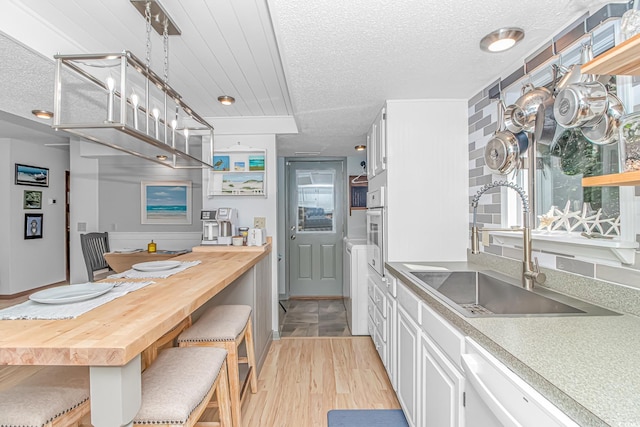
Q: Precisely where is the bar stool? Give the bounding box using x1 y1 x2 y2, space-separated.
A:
0 366 90 427
134 347 232 427
177 304 258 427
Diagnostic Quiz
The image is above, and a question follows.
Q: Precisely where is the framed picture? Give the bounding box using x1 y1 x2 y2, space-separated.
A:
141 181 192 224
15 164 49 187
24 190 42 209
212 155 230 171
25 213 43 239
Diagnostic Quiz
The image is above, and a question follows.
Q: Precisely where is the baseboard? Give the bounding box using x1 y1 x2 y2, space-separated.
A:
0 280 67 299
289 295 344 300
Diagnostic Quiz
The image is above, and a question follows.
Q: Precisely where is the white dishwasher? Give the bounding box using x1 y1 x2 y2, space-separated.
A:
343 238 368 335
462 337 579 427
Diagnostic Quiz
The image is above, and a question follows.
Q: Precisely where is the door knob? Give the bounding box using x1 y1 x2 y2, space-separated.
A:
290 234 296 240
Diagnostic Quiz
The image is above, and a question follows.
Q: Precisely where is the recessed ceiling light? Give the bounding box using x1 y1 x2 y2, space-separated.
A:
156 155 168 161
354 145 366 151
217 95 235 106
480 27 524 53
31 110 54 119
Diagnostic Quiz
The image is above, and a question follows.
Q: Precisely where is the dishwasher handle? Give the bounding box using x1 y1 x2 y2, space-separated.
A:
461 353 522 427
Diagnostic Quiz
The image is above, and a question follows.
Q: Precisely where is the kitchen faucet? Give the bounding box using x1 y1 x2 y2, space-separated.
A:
470 181 546 290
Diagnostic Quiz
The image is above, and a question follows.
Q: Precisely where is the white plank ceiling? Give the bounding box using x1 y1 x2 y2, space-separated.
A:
0 0 620 156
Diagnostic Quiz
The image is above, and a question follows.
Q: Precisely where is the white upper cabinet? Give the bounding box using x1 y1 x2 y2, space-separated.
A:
367 106 387 179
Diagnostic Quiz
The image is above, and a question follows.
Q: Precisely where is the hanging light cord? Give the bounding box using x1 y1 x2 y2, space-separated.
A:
145 1 152 68
163 19 169 83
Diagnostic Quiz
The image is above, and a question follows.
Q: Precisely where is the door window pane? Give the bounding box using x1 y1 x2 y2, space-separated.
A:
297 170 335 232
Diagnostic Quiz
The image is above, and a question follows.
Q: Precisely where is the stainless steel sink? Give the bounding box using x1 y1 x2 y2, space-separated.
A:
409 270 618 317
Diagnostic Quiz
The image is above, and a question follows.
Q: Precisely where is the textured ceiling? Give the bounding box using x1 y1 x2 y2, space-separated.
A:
268 0 618 156
0 0 622 157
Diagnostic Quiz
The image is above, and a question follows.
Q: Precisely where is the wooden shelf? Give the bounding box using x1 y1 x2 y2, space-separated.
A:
582 170 640 187
581 33 640 76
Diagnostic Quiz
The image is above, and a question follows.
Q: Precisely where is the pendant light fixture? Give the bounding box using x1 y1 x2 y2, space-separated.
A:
51 0 214 169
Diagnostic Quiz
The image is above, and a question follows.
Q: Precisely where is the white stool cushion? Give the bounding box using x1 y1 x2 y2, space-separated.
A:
0 366 89 427
134 347 227 425
178 305 251 342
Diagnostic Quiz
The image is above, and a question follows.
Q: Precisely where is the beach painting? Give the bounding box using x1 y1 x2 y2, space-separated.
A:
141 181 192 224
234 161 246 171
15 164 49 187
249 155 265 171
212 156 230 171
220 173 264 195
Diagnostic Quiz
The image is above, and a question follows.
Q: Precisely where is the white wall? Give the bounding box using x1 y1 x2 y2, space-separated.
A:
0 138 69 295
69 139 99 284
203 134 279 332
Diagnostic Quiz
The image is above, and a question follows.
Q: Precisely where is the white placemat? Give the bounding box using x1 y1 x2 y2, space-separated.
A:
108 260 201 279
0 281 154 320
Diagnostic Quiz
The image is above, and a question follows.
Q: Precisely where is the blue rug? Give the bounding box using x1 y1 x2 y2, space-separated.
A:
327 409 409 426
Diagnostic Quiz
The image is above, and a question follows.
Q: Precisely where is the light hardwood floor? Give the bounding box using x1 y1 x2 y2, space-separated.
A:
238 337 400 426
0 319 399 426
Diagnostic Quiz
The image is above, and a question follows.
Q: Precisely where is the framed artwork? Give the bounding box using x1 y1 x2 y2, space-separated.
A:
25 213 43 239
212 156 230 171
24 190 42 209
209 146 267 197
15 164 49 187
141 181 192 224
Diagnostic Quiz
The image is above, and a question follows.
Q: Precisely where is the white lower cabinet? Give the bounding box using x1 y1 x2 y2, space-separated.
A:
397 304 420 427
421 333 465 426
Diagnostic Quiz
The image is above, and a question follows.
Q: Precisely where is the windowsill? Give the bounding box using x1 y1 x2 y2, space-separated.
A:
491 230 639 265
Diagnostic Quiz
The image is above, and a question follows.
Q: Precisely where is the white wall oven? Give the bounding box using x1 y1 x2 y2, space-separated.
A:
366 187 385 277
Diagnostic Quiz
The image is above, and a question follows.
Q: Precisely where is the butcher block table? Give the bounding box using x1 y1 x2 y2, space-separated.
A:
103 249 188 273
0 243 271 427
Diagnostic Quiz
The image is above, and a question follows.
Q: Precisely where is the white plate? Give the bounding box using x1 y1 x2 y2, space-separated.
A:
29 283 115 304
132 260 182 272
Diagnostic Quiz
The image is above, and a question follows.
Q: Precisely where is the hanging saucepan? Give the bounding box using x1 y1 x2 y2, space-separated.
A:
503 103 526 133
581 93 625 145
513 84 554 132
534 102 560 147
484 100 529 174
553 81 608 128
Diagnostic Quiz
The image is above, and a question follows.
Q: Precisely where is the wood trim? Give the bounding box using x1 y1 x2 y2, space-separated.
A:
581 33 640 76
582 171 640 187
0 280 67 300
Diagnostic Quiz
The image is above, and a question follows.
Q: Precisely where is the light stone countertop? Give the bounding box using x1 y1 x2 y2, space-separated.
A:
386 261 640 427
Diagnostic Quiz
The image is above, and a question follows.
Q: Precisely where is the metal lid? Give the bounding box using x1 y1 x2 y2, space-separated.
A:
553 88 580 127
484 137 508 171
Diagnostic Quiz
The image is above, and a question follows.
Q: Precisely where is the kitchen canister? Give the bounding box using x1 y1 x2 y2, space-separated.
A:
619 111 640 172
232 236 244 246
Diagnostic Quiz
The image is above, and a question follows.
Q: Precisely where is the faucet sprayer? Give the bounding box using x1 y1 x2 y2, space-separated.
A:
471 181 545 290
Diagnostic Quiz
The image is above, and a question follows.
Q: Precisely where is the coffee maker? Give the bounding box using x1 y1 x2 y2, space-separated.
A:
201 208 238 245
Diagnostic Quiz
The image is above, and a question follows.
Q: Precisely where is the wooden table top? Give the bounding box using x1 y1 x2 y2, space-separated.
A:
0 244 271 367
103 250 188 273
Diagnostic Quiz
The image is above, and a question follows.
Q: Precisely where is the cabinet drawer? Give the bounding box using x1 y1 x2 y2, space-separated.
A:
373 283 387 316
368 297 376 324
385 274 397 298
421 302 464 368
397 281 421 325
374 306 387 342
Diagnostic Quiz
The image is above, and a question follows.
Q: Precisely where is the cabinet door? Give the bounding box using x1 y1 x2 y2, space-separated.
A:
385 296 397 390
374 107 386 175
397 304 420 427
367 123 376 179
421 334 465 427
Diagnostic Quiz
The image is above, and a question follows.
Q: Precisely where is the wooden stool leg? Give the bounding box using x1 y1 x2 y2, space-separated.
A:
244 317 258 394
216 359 233 427
225 341 242 427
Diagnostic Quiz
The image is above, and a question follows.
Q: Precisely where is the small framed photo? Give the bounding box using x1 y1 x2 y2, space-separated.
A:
15 164 49 187
25 213 43 239
24 190 42 209
141 181 192 224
